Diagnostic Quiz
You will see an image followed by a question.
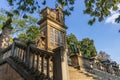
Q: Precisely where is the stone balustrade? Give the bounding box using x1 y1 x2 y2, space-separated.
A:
0 40 63 80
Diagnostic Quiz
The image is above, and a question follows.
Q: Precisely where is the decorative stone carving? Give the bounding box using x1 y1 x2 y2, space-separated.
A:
55 4 64 24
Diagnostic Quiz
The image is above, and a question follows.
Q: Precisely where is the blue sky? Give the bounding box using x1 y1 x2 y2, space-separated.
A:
65 0 120 63
0 0 120 63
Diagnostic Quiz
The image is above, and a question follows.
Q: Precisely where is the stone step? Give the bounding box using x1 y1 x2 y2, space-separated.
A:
69 65 120 80
92 69 120 80
69 66 99 80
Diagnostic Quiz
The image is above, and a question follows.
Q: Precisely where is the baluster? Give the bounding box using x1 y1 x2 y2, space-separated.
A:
17 48 20 58
41 55 44 73
48 57 53 79
36 54 39 70
22 50 25 62
11 41 15 56
21 49 24 60
29 52 33 69
19 48 21 59
19 49 22 60
46 55 50 79
32 53 35 68
23 48 26 63
14 47 16 57
15 48 19 60
26 45 30 65
38 55 41 71
16 47 18 57
14 47 17 57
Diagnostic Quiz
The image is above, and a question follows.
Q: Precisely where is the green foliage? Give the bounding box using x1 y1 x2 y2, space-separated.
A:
3 18 12 28
18 25 40 43
0 10 13 29
12 15 38 35
26 25 40 42
0 10 16 31
0 8 39 40
9 37 13 44
0 24 2 30
7 0 75 17
67 34 97 58
67 33 78 48
67 33 79 54
7 0 38 14
0 15 7 21
6 0 120 24
84 0 120 25
0 12 8 30
80 38 97 58
18 33 27 43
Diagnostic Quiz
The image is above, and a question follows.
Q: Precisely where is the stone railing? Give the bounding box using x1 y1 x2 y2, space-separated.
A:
0 40 63 80
90 60 120 77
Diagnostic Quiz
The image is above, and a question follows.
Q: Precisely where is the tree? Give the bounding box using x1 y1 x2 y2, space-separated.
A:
6 0 120 25
67 33 78 48
0 10 7 31
80 38 97 58
97 51 111 60
84 0 120 25
0 8 38 35
12 15 38 36
0 9 12 31
18 25 40 43
0 8 39 46
67 33 79 54
67 34 97 57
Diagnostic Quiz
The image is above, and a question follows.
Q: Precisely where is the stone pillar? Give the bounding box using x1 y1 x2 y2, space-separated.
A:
0 26 12 50
53 47 69 80
61 48 69 80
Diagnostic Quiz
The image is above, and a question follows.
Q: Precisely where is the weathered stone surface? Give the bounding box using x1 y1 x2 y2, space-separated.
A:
0 63 24 80
0 27 12 50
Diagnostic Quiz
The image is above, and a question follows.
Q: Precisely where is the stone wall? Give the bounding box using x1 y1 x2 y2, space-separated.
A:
0 63 24 80
78 56 90 69
70 55 91 69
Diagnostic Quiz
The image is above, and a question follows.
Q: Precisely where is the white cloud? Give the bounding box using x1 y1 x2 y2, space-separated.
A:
105 13 119 24
105 4 120 24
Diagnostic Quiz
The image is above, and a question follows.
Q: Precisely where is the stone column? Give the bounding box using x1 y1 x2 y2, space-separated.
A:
62 48 69 80
53 47 69 80
0 26 12 50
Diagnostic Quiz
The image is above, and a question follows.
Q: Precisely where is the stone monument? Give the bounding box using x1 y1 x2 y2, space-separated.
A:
37 5 69 80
